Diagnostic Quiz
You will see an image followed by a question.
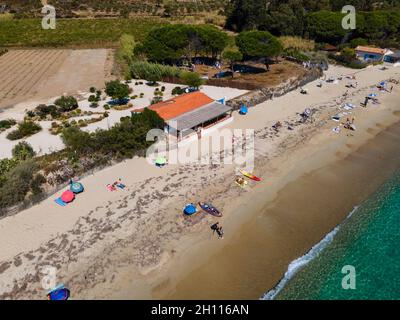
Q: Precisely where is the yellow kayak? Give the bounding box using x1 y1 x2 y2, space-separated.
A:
240 170 262 181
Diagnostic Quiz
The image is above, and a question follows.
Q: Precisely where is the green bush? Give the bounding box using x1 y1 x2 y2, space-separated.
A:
6 121 42 140
54 96 79 112
61 108 165 158
105 80 130 102
283 49 310 62
0 160 38 209
130 61 182 81
0 119 16 130
172 86 184 95
180 72 204 89
88 95 98 103
12 141 36 161
34 104 61 119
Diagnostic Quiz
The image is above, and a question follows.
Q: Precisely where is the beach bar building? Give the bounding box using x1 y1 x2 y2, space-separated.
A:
355 46 392 62
133 92 233 141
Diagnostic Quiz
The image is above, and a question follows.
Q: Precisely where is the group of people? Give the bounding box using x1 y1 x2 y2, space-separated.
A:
211 222 224 239
344 117 356 131
107 178 126 191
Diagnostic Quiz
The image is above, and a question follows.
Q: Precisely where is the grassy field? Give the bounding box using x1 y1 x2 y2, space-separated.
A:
0 18 167 48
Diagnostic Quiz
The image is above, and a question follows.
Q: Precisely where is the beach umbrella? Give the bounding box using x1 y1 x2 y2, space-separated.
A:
47 284 70 301
61 190 75 203
155 156 166 167
70 182 84 194
379 81 386 86
239 105 248 115
183 203 197 215
368 93 377 98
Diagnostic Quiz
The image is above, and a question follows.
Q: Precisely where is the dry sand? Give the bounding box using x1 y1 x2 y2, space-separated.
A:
0 64 399 299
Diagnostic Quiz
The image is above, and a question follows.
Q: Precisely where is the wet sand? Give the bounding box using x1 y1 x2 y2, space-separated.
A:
161 121 400 299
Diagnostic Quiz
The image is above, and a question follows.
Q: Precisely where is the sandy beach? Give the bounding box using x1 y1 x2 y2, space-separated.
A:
0 64 399 299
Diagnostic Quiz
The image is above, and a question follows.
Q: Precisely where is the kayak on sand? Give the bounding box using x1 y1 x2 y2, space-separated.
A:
198 202 222 217
240 170 261 182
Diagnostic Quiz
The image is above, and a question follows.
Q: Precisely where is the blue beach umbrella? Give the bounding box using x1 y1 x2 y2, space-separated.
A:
183 203 197 215
368 93 377 98
70 182 84 194
47 284 70 301
239 105 248 115
379 81 386 86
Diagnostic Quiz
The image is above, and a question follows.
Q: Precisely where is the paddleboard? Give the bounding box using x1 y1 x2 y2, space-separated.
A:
198 202 222 217
240 170 261 181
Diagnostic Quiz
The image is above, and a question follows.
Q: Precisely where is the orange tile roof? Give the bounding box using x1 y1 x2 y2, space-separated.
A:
355 46 387 55
135 92 214 121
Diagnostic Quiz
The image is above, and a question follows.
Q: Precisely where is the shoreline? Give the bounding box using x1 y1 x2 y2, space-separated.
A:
148 118 400 300
0 65 399 299
109 84 400 299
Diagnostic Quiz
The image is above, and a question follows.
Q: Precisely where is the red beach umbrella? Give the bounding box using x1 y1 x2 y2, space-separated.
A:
61 190 75 203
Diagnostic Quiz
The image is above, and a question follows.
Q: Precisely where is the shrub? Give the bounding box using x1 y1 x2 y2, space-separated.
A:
12 141 36 161
54 96 79 112
172 86 184 95
26 110 35 118
180 72 204 89
350 38 368 48
283 49 310 62
130 61 182 81
7 121 42 140
34 104 60 119
105 80 130 103
104 104 110 110
0 160 38 209
151 96 163 104
90 102 99 108
88 95 98 103
90 87 96 93
0 119 17 131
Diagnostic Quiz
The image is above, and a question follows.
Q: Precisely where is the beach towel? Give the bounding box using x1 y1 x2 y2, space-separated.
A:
55 197 67 207
116 183 126 190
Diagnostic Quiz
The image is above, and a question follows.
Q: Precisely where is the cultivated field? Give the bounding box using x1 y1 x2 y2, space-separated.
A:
0 18 165 47
0 49 114 109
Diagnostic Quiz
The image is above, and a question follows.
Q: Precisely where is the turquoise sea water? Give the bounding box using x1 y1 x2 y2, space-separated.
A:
263 170 400 300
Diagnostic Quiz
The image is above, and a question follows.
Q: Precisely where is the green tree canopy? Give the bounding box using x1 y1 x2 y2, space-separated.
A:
225 0 268 32
105 80 130 102
236 31 283 61
54 96 78 112
222 50 243 76
139 24 229 64
181 72 204 89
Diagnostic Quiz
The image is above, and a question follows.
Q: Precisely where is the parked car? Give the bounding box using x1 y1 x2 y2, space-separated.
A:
213 71 233 78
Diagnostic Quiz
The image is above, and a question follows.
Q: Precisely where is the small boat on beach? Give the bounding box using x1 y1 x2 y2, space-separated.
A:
198 202 222 217
240 170 261 182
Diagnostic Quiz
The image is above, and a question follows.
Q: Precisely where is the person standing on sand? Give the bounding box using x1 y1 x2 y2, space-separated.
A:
217 226 224 239
211 222 219 236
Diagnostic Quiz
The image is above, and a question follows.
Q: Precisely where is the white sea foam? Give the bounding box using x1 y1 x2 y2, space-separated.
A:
260 206 359 300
